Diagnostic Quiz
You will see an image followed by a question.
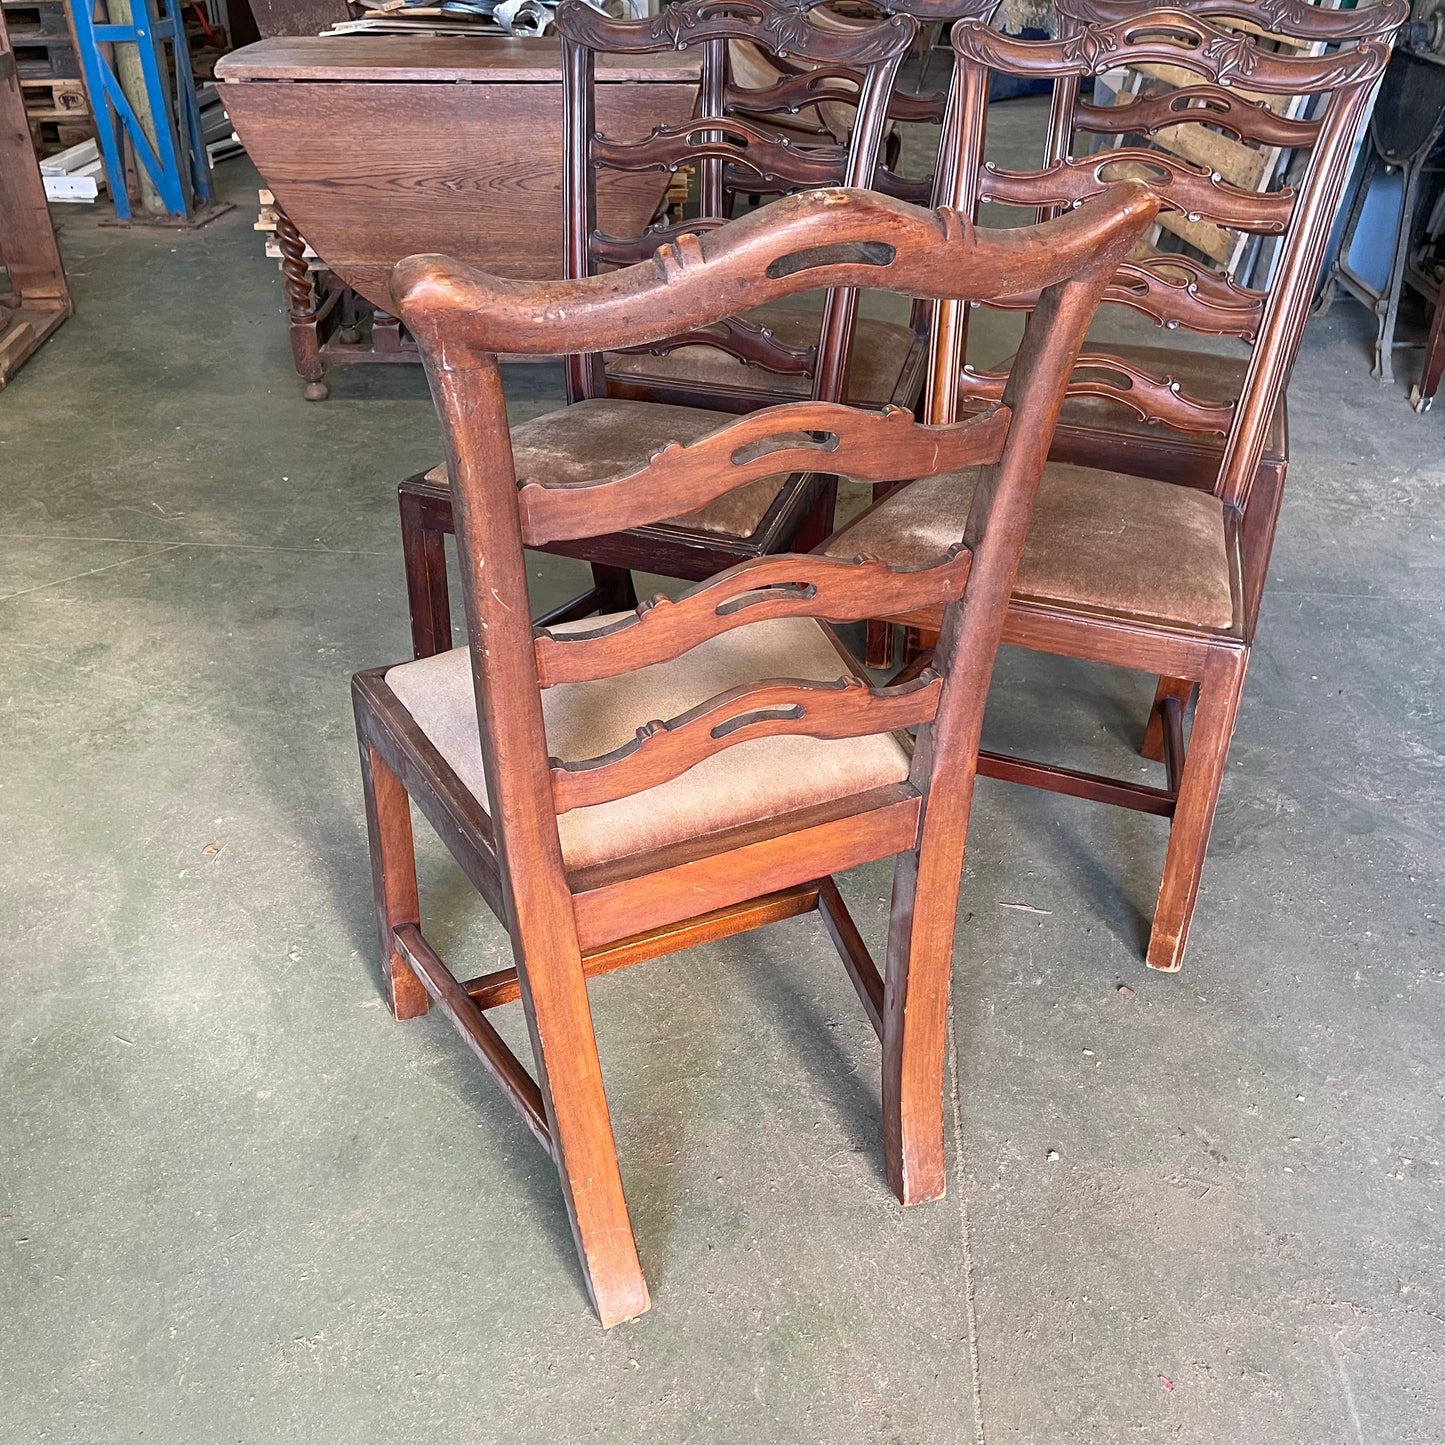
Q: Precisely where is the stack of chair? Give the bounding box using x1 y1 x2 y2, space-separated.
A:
339 0 1405 1326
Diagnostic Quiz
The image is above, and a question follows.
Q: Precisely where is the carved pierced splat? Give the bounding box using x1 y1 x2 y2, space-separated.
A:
556 0 916 66
550 671 941 813
724 67 946 127
1056 0 1409 44
535 550 974 686
960 353 1237 435
992 254 1265 340
980 153 1295 234
590 217 728 267
950 16 1392 95
610 313 817 376
516 400 1012 546
592 118 850 187
1075 85 1322 150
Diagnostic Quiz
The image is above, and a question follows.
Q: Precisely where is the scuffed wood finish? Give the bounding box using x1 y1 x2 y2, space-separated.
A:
0 5 71 389
350 182 1158 1324
216 38 700 312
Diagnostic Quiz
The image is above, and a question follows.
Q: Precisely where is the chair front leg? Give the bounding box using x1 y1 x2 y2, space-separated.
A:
399 488 453 660
1147 650 1248 973
881 848 957 1207
357 741 429 1020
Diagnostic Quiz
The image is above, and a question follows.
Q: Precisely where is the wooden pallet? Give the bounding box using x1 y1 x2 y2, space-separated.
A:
4 0 92 155
1 2 73 387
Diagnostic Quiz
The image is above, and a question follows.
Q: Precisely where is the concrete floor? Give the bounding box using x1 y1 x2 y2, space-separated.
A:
2 116 1443 1443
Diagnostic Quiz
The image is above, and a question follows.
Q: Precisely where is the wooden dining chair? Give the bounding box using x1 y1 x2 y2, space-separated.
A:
830 1 1405 971
355 182 1159 1325
396 0 918 661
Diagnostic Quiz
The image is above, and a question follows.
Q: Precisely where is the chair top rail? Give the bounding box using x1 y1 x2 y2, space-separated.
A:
1056 0 1409 44
556 0 917 65
951 11 1393 95
392 184 1161 360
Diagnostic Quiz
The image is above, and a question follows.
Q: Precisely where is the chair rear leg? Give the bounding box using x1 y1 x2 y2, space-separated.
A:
400 489 453 659
518 954 650 1327
1142 677 1195 763
358 741 429 1020
881 849 957 1207
1147 652 1248 973
589 564 638 614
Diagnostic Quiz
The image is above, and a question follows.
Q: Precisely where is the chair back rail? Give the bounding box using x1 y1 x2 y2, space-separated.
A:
533 548 974 687
517 400 1012 544
936 5 1401 507
392 183 1160 845
551 671 945 812
558 0 915 403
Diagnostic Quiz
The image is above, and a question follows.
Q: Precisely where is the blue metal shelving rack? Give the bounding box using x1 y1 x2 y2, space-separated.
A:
69 0 213 220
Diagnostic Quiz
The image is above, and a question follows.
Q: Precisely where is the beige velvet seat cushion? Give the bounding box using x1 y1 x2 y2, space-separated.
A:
384 615 912 871
829 463 1236 632
423 397 788 540
605 301 918 407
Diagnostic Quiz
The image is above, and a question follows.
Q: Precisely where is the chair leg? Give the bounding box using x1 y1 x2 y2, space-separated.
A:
1142 677 1195 763
358 741 429 1020
589 564 638 614
881 849 957 1207
399 489 453 659
865 619 895 670
1146 652 1248 973
518 953 650 1327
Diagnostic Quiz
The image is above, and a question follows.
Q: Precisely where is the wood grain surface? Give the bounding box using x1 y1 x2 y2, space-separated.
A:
220 40 699 307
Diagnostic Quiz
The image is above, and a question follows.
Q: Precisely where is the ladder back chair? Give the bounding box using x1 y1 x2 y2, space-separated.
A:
396 0 917 661
355 182 1159 1326
831 1 1404 970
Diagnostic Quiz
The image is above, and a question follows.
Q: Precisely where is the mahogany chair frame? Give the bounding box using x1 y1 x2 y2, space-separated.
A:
845 1 1404 970
396 0 918 660
356 183 1159 1325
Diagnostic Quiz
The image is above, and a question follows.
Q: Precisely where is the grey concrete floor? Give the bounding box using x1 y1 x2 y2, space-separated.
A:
2 115 1444 1443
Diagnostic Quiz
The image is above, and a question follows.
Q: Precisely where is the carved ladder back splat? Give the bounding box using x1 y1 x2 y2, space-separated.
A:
942 2 1403 498
558 0 915 400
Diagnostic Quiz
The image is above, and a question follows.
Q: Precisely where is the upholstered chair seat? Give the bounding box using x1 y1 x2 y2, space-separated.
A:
829 461 1238 633
384 615 912 870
